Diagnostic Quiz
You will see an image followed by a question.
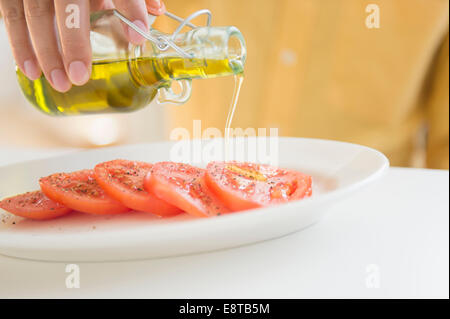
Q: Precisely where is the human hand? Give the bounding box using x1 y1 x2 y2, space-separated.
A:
0 0 166 92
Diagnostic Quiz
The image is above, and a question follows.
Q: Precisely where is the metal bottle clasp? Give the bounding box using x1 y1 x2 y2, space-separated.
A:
113 9 212 59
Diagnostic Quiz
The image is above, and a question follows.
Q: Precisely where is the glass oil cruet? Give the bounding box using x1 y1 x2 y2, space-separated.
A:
16 9 246 116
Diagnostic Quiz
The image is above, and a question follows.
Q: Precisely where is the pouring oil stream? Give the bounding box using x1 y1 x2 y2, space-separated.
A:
224 74 244 159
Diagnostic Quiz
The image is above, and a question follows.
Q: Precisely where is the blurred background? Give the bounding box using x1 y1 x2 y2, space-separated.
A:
0 0 448 168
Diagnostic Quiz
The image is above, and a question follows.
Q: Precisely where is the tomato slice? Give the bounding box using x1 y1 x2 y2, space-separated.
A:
144 162 230 218
39 169 130 215
0 191 72 220
94 160 182 216
205 161 312 211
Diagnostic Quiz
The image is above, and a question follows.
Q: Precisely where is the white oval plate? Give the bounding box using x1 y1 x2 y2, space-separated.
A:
0 137 388 262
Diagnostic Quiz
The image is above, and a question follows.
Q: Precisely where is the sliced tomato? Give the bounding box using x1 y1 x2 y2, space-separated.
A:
205 161 312 211
144 162 230 218
0 191 72 220
39 169 130 215
94 159 182 216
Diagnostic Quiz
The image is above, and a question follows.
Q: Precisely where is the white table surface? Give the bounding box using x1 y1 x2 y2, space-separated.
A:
0 147 448 299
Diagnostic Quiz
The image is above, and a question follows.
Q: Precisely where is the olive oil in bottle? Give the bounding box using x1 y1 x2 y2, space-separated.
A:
17 57 244 116
14 9 247 115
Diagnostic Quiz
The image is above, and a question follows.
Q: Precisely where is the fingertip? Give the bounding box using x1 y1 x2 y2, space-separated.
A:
127 20 148 45
68 61 90 86
50 69 72 92
23 59 42 81
146 0 166 16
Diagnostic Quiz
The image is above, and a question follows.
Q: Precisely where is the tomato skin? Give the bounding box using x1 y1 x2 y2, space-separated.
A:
205 174 258 211
94 160 182 216
205 161 312 211
0 191 72 220
39 169 130 215
144 162 230 218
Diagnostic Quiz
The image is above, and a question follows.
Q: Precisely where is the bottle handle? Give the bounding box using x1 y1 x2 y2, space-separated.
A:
157 79 192 105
